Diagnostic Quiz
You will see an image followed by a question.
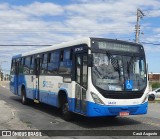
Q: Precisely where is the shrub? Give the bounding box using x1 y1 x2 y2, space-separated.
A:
152 82 160 89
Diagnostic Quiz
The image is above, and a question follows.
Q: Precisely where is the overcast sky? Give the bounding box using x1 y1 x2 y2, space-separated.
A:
0 0 160 73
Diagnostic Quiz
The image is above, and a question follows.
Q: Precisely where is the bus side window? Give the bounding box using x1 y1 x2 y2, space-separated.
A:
21 58 24 74
41 53 48 74
70 49 73 60
18 58 23 74
23 57 30 74
60 50 64 61
30 56 35 74
59 49 72 74
47 51 59 74
11 59 15 74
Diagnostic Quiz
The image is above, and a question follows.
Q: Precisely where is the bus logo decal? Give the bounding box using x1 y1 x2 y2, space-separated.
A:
43 81 54 88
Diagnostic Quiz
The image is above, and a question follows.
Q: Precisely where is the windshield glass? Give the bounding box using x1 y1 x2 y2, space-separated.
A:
92 53 147 91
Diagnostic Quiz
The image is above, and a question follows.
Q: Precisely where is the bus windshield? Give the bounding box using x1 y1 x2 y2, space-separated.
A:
92 53 147 92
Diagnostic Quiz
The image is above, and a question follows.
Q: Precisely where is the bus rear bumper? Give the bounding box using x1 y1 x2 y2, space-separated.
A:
86 101 148 117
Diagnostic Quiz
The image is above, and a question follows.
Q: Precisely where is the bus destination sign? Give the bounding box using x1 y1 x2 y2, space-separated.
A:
97 41 140 53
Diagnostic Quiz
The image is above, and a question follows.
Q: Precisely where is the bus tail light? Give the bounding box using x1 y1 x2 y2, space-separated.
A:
91 92 104 105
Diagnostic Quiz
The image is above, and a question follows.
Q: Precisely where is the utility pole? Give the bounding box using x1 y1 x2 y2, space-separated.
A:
135 8 145 43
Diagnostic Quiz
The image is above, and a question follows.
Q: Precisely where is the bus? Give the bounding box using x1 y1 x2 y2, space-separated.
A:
10 37 148 120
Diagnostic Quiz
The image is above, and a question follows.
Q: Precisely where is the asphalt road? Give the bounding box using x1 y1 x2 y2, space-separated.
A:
0 82 160 139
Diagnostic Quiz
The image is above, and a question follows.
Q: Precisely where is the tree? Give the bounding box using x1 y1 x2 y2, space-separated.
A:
0 72 3 81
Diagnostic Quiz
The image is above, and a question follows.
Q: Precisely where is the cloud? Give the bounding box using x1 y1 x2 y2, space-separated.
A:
0 0 160 72
14 2 64 16
0 0 159 45
144 42 160 50
153 28 160 33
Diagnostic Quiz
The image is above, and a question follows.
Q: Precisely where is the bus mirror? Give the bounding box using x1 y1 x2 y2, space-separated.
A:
88 54 93 67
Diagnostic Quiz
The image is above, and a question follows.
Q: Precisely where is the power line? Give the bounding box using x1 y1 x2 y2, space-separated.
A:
0 45 51 46
141 42 160 45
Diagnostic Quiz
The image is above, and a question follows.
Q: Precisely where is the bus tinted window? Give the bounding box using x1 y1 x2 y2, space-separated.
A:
48 51 59 74
30 56 34 74
60 50 64 61
11 59 16 74
59 49 72 74
41 54 48 74
24 57 30 74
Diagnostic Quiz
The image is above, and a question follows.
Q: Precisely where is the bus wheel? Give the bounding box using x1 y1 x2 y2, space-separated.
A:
61 102 72 121
148 94 155 101
21 88 27 105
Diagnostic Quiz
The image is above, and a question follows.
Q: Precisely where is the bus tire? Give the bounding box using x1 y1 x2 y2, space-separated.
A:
21 88 27 105
148 94 155 101
61 102 72 121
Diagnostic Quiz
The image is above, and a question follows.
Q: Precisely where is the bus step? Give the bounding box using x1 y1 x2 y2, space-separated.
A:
34 99 39 103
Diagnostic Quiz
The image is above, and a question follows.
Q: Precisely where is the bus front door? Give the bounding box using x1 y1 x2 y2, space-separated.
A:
33 58 41 103
75 54 87 114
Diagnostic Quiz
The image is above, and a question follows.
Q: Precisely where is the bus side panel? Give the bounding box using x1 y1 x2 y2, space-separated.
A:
38 76 73 108
23 75 34 99
39 76 63 107
17 74 25 96
10 75 17 95
58 83 73 109
16 75 34 99
10 72 39 100
68 98 76 112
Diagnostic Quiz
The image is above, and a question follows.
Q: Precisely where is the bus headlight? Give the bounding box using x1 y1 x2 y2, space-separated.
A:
91 92 104 105
142 95 148 103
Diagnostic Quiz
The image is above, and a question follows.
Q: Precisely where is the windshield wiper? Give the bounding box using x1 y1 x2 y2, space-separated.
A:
127 56 136 78
106 51 120 72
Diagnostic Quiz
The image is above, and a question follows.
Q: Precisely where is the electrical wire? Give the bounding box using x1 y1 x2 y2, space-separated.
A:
141 42 160 45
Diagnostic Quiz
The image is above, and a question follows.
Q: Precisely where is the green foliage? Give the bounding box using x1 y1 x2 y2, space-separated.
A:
152 82 160 89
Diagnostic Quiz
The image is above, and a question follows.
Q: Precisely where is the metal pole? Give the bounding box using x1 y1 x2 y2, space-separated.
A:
135 9 139 43
135 8 144 43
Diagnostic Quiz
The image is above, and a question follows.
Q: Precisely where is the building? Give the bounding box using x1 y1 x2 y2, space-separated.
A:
148 73 160 82
148 73 160 91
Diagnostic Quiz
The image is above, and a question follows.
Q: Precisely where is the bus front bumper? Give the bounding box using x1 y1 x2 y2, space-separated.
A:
86 101 148 117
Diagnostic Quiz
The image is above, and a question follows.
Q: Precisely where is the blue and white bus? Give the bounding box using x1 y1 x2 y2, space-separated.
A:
10 37 148 120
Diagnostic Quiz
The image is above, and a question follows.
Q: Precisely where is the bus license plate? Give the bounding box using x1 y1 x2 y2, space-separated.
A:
119 112 129 116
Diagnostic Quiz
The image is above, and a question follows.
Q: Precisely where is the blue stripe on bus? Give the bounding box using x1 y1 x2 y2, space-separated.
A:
86 101 148 117
24 88 59 107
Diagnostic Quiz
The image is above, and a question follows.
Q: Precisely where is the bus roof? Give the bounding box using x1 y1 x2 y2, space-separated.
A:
12 37 142 58
22 37 91 57
12 54 22 59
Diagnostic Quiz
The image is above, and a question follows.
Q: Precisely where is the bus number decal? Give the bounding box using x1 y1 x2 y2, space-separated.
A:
75 47 83 52
108 101 116 105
